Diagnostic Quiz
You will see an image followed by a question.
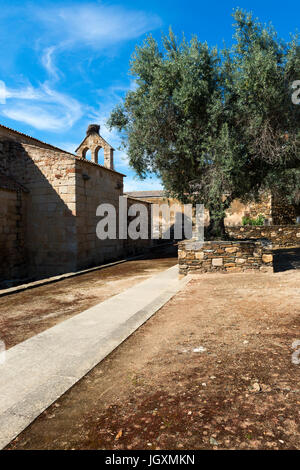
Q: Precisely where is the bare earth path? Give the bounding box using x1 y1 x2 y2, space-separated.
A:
7 263 300 450
0 246 177 349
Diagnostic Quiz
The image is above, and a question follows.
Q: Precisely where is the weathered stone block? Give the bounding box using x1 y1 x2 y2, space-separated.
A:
262 254 273 264
212 258 223 267
226 266 242 272
225 247 238 253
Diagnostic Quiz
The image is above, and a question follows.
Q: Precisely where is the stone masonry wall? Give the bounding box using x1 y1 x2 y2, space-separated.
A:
178 240 273 275
124 197 153 256
126 193 273 228
0 140 79 279
226 226 300 248
74 157 124 270
0 188 27 283
129 191 298 228
271 195 297 225
74 162 153 270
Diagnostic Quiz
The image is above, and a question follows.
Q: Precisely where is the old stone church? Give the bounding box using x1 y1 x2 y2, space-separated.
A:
0 123 151 285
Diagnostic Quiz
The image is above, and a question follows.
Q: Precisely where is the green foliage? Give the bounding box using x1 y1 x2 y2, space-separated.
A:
242 214 265 226
108 10 300 236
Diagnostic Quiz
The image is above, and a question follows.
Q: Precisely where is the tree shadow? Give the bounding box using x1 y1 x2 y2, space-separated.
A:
139 243 178 260
273 247 300 273
0 138 76 286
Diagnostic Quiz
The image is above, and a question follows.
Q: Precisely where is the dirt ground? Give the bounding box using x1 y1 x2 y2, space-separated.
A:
6 248 300 450
0 245 177 349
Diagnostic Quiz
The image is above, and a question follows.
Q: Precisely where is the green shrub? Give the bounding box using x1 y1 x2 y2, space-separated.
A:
242 214 265 226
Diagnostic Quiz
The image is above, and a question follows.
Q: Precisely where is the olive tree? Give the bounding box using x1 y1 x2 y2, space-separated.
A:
108 9 300 237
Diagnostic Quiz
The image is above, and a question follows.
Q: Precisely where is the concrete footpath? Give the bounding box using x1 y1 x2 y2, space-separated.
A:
0 265 190 449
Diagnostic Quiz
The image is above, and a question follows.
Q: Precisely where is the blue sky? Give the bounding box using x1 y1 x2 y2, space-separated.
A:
0 0 299 191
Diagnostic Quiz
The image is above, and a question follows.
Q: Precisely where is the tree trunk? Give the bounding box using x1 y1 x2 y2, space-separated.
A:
207 205 227 239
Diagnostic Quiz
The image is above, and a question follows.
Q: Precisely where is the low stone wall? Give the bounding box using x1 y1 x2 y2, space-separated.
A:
178 239 273 275
226 225 300 248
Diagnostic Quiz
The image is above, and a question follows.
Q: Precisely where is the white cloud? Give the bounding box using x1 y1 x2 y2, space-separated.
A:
37 3 162 48
114 150 130 170
86 81 136 149
0 3 161 139
2 83 83 131
41 46 62 82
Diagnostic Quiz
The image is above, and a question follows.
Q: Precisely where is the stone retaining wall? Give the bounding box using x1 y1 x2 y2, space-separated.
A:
226 225 300 248
178 239 273 275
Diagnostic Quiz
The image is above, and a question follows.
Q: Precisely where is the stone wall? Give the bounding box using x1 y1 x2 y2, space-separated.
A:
178 239 273 275
226 193 272 225
271 195 297 225
0 188 27 283
74 157 124 270
124 197 153 256
0 140 79 279
74 163 152 270
126 192 274 227
126 191 299 227
227 226 300 248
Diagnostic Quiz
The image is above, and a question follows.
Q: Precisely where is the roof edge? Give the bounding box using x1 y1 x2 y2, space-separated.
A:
0 124 76 156
0 123 124 177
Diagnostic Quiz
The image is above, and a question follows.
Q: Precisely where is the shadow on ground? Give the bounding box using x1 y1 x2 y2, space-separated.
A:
0 243 178 349
273 247 300 273
143 243 178 260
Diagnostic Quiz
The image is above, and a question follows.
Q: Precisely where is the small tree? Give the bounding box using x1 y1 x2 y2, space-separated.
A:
108 9 300 237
